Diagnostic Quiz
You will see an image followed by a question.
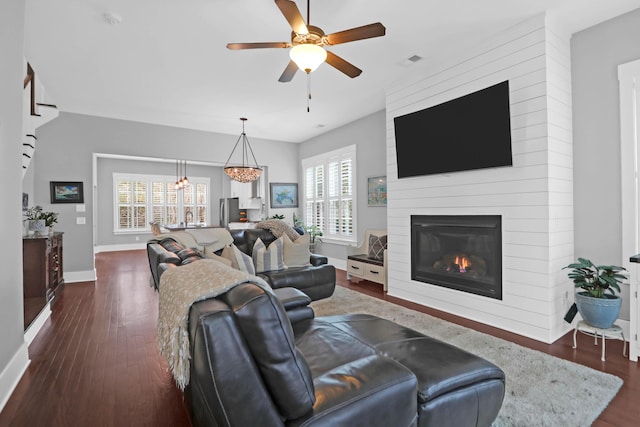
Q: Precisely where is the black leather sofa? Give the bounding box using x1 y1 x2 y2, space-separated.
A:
186 280 506 427
147 228 336 301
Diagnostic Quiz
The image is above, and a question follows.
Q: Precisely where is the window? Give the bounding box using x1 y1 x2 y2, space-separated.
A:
113 173 210 233
302 145 356 243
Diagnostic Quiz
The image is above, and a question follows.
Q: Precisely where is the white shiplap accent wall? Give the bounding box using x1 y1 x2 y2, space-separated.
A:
385 13 574 343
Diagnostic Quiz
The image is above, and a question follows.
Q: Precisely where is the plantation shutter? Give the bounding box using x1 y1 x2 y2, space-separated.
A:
301 145 356 243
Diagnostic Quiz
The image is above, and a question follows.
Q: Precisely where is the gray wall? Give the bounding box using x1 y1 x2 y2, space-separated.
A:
96 157 225 245
299 110 387 261
572 8 640 265
0 0 27 405
33 112 299 276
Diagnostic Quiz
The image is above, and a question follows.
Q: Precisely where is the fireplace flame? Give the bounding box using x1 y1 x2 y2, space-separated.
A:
454 256 469 273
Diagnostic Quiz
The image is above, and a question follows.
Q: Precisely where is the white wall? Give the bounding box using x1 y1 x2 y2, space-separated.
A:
0 0 30 412
385 14 574 343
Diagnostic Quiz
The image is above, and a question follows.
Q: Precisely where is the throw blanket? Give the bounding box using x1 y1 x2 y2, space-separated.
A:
153 229 234 256
157 259 270 390
184 228 234 252
255 219 301 241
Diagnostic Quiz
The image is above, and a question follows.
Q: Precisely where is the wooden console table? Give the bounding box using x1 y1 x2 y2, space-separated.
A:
23 232 64 329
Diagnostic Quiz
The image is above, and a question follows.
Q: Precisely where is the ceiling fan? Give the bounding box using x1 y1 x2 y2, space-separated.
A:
226 0 386 82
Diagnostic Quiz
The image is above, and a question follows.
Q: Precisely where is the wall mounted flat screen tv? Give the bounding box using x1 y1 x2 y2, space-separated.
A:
394 80 512 178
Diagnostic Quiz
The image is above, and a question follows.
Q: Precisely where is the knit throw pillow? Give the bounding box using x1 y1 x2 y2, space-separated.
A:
221 244 256 275
253 236 285 273
368 234 387 261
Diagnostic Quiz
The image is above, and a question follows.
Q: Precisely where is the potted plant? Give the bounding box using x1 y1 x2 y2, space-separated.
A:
563 257 627 329
304 224 323 252
24 206 58 235
292 213 304 229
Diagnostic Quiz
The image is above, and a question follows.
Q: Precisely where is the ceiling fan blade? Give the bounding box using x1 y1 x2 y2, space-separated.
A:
275 0 308 35
278 60 299 82
227 42 291 50
325 50 362 78
325 22 386 45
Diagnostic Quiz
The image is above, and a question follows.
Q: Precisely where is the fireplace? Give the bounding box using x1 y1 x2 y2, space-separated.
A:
411 215 502 299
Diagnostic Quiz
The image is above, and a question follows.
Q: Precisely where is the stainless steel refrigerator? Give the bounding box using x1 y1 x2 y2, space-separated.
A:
219 197 241 228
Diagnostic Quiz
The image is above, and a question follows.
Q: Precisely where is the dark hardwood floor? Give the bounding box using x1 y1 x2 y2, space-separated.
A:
1 249 638 426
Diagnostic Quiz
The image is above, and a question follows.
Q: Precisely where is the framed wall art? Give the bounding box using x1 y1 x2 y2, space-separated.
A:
367 176 387 206
50 181 84 204
270 183 298 208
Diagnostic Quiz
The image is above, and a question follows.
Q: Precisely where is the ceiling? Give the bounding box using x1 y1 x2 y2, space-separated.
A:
24 0 640 143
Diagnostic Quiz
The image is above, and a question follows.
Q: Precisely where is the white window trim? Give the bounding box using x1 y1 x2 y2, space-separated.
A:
302 145 357 244
112 172 210 234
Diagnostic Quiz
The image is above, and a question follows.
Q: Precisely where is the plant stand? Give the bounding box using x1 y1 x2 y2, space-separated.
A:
572 320 626 361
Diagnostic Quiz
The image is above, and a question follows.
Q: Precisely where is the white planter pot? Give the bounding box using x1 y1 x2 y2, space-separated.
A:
28 219 47 235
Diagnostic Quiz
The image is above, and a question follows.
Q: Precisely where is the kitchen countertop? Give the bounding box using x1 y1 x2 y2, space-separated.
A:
162 224 222 231
228 222 257 229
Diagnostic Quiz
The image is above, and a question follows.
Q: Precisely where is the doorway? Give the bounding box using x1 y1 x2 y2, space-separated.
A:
619 58 640 361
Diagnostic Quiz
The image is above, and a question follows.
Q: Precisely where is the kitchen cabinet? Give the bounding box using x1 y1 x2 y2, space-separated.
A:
230 179 262 209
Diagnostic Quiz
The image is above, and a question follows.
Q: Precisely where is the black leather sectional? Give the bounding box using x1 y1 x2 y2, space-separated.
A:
186 281 506 427
146 228 336 301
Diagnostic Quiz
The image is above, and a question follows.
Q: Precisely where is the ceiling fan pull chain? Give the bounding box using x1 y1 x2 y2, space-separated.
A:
307 73 312 112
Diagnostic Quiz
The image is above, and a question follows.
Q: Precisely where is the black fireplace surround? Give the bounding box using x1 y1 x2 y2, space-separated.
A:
411 215 502 299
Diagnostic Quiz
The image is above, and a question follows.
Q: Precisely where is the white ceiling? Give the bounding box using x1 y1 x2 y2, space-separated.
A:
24 0 640 143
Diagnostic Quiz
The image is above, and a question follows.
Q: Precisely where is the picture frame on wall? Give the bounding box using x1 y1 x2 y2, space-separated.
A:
367 176 387 206
270 183 298 208
50 181 84 204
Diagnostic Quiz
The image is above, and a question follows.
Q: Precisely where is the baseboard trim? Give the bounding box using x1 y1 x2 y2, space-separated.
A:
327 256 345 271
64 270 96 283
24 303 51 346
0 340 29 414
94 243 146 253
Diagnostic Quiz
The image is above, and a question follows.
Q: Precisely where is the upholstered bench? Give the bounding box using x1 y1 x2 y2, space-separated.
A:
346 229 388 290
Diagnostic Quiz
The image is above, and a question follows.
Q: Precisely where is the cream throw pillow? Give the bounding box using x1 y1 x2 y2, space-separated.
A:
283 233 311 267
253 237 285 273
206 252 233 267
221 244 255 275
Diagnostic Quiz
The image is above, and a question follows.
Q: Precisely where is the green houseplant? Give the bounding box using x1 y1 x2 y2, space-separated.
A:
24 206 58 235
305 225 323 244
304 224 323 251
563 257 626 329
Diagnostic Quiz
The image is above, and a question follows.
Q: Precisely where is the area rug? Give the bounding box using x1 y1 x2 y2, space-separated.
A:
311 286 623 427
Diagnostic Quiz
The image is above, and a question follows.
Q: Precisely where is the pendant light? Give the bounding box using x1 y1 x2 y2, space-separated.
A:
175 160 190 190
182 160 190 188
223 118 263 183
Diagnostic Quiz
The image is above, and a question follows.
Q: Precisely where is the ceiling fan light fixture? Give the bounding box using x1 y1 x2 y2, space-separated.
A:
289 44 327 73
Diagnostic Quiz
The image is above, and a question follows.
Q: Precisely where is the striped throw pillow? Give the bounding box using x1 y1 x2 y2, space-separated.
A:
253 237 285 273
221 244 256 275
